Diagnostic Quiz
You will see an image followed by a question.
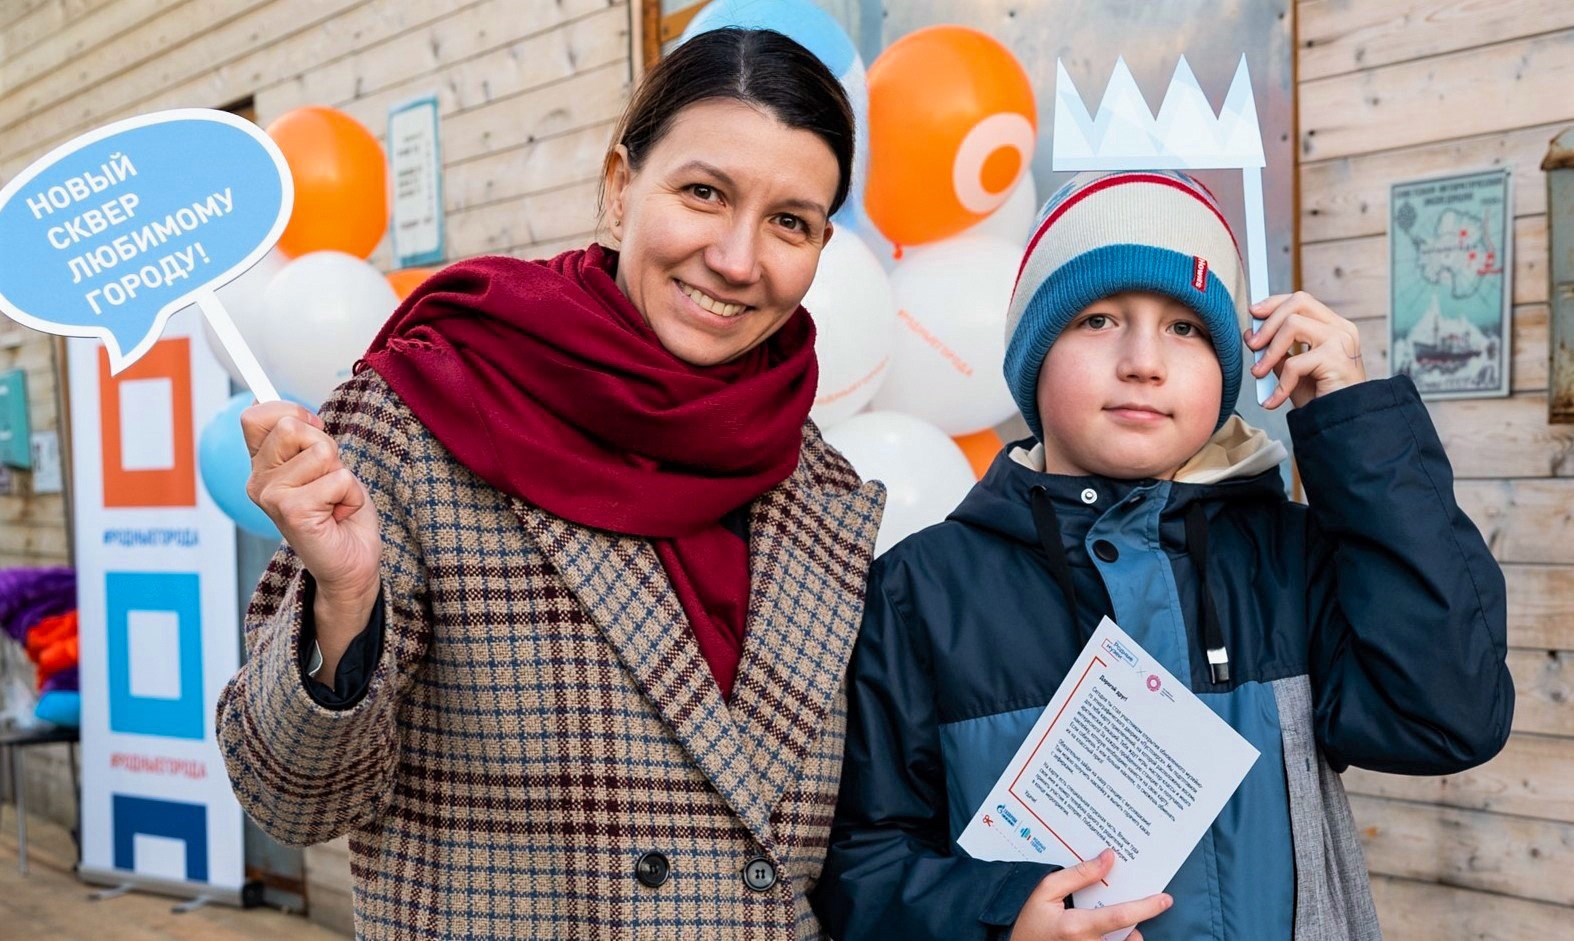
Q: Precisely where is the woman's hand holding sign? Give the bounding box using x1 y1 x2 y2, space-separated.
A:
242 401 381 679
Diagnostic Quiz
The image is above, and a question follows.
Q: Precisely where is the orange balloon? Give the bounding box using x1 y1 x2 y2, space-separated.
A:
953 429 1004 480
267 106 389 259
864 27 1036 248
386 267 439 301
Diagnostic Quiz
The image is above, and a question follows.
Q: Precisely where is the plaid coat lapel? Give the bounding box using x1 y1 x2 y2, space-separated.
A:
513 430 884 851
729 442 884 823
514 500 781 844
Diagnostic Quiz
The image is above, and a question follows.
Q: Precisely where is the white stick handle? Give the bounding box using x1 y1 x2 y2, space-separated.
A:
1241 167 1277 405
195 289 278 402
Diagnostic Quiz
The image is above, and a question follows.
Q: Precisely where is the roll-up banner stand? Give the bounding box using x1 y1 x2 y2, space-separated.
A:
68 320 253 905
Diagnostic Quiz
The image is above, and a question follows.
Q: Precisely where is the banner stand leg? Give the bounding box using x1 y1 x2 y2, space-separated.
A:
88 882 134 901
78 865 252 907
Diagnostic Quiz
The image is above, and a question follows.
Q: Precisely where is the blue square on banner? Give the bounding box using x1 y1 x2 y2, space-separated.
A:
112 793 208 882
106 571 205 740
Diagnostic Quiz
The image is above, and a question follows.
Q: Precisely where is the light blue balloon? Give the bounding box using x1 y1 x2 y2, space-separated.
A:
834 55 871 225
681 0 858 76
199 392 282 539
35 691 81 727
0 109 290 373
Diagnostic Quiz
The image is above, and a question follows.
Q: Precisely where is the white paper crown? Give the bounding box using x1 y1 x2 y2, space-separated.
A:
1053 55 1265 171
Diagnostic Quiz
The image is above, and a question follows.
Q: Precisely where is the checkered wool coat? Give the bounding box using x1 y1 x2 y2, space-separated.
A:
217 371 885 940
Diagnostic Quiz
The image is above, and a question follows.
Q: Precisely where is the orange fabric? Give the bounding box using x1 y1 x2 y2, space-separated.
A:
25 611 77 659
37 636 79 675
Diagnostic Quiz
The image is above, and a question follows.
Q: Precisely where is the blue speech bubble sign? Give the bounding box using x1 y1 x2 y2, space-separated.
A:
0 109 291 396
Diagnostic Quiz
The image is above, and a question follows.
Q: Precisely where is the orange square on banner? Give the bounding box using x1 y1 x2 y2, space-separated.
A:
99 338 196 508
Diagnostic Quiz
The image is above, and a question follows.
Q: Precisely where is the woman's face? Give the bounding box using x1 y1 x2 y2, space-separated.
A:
605 98 840 367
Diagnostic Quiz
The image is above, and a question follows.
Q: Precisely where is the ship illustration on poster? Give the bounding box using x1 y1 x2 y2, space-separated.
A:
1401 295 1493 375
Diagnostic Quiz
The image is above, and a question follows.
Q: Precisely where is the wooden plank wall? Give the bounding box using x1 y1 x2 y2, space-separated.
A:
1297 1 1574 935
0 0 634 929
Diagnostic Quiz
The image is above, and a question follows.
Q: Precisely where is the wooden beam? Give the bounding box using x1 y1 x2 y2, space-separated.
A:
1343 733 1574 822
1507 648 1574 737
1299 29 1574 162
1458 479 1574 566
641 0 664 74
1353 793 1574 906
1299 0 1574 83
1502 563 1574 648
1369 873 1572 937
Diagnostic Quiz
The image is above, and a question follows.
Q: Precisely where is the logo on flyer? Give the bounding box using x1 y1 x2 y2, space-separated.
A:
1101 637 1140 669
1146 674 1162 692
996 804 1018 827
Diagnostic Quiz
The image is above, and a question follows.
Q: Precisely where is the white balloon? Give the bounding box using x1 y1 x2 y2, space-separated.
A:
255 251 400 409
871 234 1021 436
823 411 977 557
806 230 898 428
196 248 288 388
957 173 1039 245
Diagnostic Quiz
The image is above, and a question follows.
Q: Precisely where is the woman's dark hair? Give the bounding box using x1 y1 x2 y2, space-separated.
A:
601 27 855 216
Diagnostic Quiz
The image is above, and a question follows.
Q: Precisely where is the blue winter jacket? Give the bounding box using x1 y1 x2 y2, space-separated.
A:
812 377 1512 941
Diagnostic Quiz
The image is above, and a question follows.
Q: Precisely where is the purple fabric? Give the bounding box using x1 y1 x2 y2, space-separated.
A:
41 665 79 693
0 567 76 643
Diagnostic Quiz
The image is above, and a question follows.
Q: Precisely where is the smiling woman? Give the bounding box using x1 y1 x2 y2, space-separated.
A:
605 98 841 366
216 28 885 941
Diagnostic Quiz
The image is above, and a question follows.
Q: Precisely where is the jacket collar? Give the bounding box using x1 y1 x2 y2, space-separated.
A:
949 433 1286 551
515 425 883 850
1005 416 1286 484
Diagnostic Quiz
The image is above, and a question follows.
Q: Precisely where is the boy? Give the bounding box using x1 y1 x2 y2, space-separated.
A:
811 171 1513 941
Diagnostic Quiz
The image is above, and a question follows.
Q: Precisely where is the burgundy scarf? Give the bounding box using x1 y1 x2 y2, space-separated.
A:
360 245 817 698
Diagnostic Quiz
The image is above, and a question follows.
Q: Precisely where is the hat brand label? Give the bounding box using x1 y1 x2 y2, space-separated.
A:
1192 256 1209 291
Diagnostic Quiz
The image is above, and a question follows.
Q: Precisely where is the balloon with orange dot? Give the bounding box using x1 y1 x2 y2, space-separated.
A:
864 26 1037 248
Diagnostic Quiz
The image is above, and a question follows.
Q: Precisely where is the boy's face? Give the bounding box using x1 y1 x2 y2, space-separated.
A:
1036 291 1223 480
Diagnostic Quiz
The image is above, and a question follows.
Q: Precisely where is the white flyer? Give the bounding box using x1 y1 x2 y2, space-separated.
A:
957 617 1259 938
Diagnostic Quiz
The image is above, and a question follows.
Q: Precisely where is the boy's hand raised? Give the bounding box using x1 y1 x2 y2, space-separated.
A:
1009 849 1170 941
1245 291 1368 409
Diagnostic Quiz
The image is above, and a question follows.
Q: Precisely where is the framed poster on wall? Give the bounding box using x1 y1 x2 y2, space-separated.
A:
1388 168 1512 400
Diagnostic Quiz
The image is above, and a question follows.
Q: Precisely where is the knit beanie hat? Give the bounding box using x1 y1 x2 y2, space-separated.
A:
1002 170 1248 439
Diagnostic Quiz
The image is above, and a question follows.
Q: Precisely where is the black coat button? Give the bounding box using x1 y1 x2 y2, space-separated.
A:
635 852 670 888
1093 539 1119 562
742 856 778 891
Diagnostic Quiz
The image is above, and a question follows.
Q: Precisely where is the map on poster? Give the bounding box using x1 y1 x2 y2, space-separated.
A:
1389 168 1512 399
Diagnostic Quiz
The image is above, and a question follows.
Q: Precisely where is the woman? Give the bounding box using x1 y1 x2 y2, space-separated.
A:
217 28 884 940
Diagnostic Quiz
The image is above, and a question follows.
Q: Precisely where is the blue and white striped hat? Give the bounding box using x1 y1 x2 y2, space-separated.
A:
1002 170 1248 438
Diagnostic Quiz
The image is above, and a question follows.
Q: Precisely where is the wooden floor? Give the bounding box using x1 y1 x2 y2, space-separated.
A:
0 810 348 941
